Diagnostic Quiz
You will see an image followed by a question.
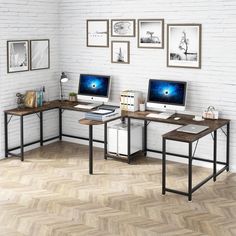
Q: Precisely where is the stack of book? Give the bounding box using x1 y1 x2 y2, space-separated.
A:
85 108 120 121
120 90 142 112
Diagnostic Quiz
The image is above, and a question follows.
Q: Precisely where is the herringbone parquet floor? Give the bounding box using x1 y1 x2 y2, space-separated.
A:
0 141 235 236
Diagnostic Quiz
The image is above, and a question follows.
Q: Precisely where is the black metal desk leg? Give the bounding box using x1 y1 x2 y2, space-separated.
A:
89 125 93 174
162 138 166 195
143 120 147 157
59 108 62 140
127 117 131 164
104 123 107 160
213 130 217 181
20 116 24 161
4 113 8 158
40 111 43 146
188 143 192 201
226 123 230 171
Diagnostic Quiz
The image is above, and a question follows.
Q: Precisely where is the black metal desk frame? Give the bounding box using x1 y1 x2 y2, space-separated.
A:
4 103 117 175
126 116 230 201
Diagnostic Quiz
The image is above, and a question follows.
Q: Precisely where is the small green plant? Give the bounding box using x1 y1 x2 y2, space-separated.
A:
69 92 77 97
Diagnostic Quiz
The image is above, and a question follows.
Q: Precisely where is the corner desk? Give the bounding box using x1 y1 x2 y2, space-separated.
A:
4 101 230 200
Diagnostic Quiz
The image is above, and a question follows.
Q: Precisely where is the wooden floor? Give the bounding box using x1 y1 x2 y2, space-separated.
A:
0 141 235 236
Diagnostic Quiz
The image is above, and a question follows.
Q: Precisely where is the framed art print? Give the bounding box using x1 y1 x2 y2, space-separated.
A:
7 40 29 73
138 19 164 49
111 41 130 64
87 19 109 47
111 19 135 37
167 24 202 69
30 39 50 70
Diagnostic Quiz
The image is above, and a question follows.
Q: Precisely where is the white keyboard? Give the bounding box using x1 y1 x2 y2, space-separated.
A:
146 112 174 119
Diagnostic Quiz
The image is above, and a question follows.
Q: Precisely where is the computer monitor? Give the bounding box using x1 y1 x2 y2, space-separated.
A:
146 79 187 111
77 74 111 103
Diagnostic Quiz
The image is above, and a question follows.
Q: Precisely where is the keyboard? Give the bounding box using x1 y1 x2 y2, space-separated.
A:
146 112 174 119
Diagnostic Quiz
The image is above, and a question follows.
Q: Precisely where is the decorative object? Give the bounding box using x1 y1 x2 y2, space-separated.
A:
167 24 202 68
16 93 25 109
87 20 109 47
30 39 50 70
60 72 69 101
138 19 164 49
7 40 29 73
24 91 36 108
111 19 135 37
69 92 77 102
111 41 130 64
202 106 219 120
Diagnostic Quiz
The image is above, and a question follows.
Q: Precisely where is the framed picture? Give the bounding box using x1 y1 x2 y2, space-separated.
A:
138 19 164 49
167 24 202 69
30 39 50 70
111 19 135 37
111 41 130 64
7 40 29 73
87 20 109 47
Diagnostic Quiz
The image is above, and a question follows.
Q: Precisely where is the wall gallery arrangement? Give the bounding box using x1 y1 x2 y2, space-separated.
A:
86 19 202 69
7 39 50 73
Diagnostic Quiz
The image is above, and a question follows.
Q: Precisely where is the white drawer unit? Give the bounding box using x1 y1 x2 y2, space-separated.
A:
108 123 142 156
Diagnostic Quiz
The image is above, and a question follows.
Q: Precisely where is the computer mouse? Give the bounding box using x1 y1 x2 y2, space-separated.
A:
174 117 181 120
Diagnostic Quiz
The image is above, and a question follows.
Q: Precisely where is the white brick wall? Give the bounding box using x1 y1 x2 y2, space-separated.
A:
0 0 60 156
1 0 236 172
59 0 236 171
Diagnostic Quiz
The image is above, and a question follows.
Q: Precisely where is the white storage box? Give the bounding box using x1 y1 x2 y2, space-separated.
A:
108 123 142 156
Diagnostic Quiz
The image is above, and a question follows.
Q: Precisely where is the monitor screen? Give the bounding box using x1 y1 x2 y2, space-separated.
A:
78 74 110 98
147 79 187 110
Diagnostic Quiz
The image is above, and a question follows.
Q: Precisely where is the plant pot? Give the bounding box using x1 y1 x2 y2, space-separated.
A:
69 96 77 102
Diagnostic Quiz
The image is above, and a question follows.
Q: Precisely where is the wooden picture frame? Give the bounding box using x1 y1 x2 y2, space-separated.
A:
30 39 50 71
138 19 164 49
7 40 29 73
167 24 202 69
111 19 135 37
87 19 109 47
111 41 130 64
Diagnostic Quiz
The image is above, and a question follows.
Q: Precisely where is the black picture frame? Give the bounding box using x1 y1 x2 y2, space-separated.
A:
7 40 29 73
30 39 50 71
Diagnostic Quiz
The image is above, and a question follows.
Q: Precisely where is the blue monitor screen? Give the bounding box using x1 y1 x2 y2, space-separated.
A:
79 74 110 97
148 80 186 105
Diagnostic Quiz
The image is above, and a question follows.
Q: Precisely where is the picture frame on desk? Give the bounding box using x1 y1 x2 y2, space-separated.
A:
7 40 29 73
167 24 202 69
87 19 109 47
30 39 50 71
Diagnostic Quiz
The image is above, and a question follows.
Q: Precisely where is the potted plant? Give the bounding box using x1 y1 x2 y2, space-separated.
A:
69 92 77 102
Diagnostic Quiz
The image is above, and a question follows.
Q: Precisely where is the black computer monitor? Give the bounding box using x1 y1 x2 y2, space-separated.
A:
77 74 111 103
146 79 187 111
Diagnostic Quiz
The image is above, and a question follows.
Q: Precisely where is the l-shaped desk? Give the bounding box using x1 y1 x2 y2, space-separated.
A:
4 100 230 201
